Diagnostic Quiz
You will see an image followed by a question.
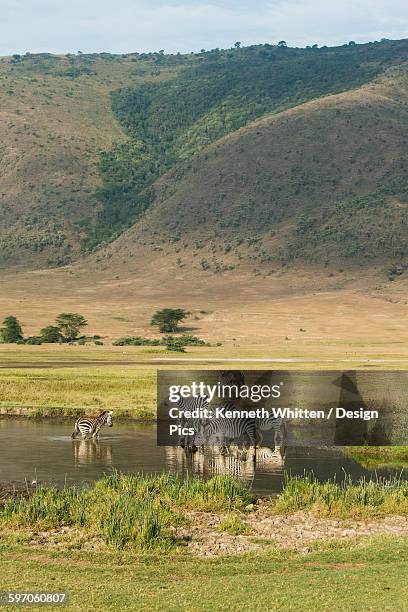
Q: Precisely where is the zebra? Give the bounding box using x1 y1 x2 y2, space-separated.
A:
195 402 257 456
255 416 286 448
71 410 113 439
175 395 209 451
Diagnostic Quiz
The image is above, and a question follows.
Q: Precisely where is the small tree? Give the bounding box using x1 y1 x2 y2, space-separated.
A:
234 41 241 48
150 308 189 333
0 316 23 343
277 40 287 48
55 313 88 341
40 325 64 343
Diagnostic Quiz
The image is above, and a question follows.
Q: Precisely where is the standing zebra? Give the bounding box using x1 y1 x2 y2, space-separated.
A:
71 410 113 439
255 416 286 448
176 395 209 451
195 402 257 454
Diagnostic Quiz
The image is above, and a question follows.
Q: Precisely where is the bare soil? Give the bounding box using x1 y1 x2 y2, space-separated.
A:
177 502 408 557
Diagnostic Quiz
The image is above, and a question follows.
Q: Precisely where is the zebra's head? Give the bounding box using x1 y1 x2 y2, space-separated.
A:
105 411 113 427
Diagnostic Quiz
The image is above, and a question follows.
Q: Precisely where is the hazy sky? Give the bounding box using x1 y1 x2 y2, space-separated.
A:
1 0 408 56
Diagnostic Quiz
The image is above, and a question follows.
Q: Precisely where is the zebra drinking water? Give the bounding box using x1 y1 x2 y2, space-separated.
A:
195 402 257 454
255 415 286 447
176 395 209 451
71 410 113 439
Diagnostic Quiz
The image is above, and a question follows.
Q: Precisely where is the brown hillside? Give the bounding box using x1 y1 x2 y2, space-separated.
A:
0 54 178 268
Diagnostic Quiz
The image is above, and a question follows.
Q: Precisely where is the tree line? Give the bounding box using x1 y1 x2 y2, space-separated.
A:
0 313 88 345
0 308 216 352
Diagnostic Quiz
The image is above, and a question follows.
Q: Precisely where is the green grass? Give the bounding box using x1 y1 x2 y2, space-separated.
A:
273 474 408 518
218 514 253 535
1 474 254 551
0 365 156 418
2 343 408 418
345 446 408 469
1 473 408 608
0 536 407 610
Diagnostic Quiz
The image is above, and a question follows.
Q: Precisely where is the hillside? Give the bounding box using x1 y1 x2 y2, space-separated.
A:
1 39 408 275
109 67 408 275
0 51 182 268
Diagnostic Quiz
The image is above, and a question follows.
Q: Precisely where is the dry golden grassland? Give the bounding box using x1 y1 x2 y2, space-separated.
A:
1 253 408 417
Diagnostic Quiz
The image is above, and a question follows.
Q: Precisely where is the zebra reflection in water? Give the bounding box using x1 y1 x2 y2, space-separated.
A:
165 446 256 485
72 439 113 467
165 443 285 485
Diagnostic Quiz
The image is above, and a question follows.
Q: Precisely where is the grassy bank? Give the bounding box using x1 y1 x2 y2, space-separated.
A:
1 474 254 551
273 474 408 518
0 342 408 420
1 474 408 608
345 446 408 469
1 474 407 553
0 365 157 418
2 343 408 419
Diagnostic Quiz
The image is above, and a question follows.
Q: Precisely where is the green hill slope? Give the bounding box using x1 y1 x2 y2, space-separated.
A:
1 39 408 274
111 68 408 274
91 39 408 248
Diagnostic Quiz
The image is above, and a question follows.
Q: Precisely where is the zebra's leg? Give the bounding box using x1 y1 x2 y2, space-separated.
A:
255 429 263 448
247 432 257 462
71 420 79 439
273 422 286 454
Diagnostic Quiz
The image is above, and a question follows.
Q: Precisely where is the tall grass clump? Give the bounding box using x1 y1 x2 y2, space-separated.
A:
273 473 408 518
92 473 254 512
218 514 253 535
0 473 254 549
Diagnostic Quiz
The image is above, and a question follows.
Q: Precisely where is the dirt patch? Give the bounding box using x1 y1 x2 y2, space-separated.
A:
174 501 408 557
2 501 408 558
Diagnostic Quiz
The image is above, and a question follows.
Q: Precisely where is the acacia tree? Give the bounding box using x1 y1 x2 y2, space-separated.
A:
150 308 189 333
0 316 23 343
55 313 88 341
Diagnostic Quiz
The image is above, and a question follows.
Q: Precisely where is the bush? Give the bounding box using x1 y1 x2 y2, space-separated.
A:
273 473 408 518
112 336 161 346
40 325 63 343
164 337 186 352
24 336 43 345
163 334 207 346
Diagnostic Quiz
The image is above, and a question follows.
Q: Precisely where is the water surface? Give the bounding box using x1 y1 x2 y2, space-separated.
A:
0 419 406 495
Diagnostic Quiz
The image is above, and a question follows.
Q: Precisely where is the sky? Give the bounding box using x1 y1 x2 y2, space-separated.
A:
1 0 408 56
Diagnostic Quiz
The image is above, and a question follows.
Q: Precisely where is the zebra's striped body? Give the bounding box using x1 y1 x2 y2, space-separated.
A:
71 410 113 439
196 403 257 452
176 395 209 450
